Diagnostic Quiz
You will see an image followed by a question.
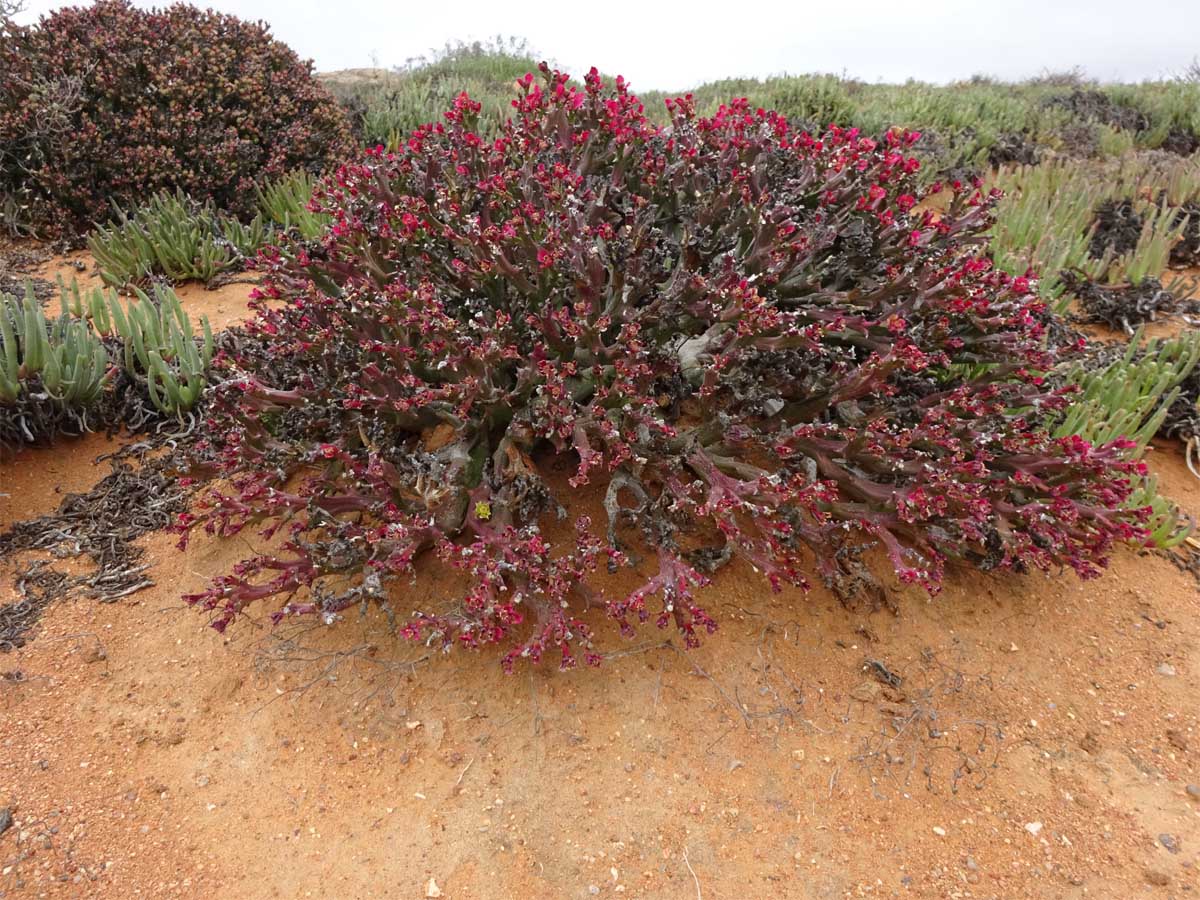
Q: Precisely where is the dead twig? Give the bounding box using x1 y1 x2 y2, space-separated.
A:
682 846 702 900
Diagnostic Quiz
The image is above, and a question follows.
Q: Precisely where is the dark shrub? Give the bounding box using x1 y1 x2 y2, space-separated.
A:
1159 127 1200 157
1168 201 1200 267
0 0 353 237
182 66 1147 669
987 132 1040 168
1045 89 1149 133
1088 199 1144 260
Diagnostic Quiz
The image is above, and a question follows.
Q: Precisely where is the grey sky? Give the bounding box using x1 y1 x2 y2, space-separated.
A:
14 0 1200 89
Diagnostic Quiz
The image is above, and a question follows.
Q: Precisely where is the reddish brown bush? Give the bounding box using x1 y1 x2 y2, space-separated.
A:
180 67 1148 670
0 0 354 237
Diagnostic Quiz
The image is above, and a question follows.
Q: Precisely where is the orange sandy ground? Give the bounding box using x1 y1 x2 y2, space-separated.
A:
0 259 1199 899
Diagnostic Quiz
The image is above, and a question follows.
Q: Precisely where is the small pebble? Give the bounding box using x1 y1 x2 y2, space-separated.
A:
1155 662 1177 677
1024 822 1043 836
932 826 946 836
1145 869 1171 887
1186 784 1200 801
1159 834 1181 854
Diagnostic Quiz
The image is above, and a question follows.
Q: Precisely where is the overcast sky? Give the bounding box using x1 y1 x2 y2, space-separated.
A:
14 0 1200 89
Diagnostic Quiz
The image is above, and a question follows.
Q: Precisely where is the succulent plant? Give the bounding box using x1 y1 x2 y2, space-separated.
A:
58 275 114 333
256 170 329 242
1130 475 1193 549
1051 330 1200 548
1 283 112 446
108 284 213 417
1053 330 1200 450
180 67 1152 669
0 0 352 238
88 190 270 288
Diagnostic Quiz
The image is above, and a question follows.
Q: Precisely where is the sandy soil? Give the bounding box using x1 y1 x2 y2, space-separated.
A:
2 436 1200 900
1 255 1199 898
27 249 258 334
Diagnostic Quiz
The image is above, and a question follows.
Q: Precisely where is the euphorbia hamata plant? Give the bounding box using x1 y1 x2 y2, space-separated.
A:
181 65 1148 670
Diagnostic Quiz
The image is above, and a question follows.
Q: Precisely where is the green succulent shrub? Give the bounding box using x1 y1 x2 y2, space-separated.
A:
88 190 269 288
1 283 111 447
0 279 213 450
1052 331 1200 548
256 171 330 243
0 0 353 238
108 285 214 418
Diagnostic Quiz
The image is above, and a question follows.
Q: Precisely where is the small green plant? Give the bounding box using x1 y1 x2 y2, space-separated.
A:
58 275 113 331
1096 123 1137 157
990 160 1111 306
1130 475 1193 549
1106 202 1190 284
1052 330 1200 548
1054 331 1200 449
88 190 269 288
256 170 329 241
108 285 213 417
1 283 112 446
1 276 215 448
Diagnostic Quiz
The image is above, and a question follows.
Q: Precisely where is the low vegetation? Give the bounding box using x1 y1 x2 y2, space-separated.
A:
324 51 1200 178
88 191 268 288
180 68 1155 669
2 11 1199 669
0 278 213 450
86 171 331 288
0 0 353 238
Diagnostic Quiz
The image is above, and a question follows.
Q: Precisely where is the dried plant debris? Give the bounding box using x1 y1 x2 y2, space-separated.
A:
1055 121 1100 158
987 132 1040 168
0 457 190 648
0 562 67 651
1168 201 1200 268
1159 127 1200 158
1061 272 1195 332
1159 365 1200 445
0 458 186 578
1045 89 1149 133
1088 199 1144 260
1043 314 1090 357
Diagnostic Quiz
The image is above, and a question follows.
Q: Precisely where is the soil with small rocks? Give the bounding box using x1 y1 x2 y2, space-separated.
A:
1 252 1199 899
